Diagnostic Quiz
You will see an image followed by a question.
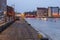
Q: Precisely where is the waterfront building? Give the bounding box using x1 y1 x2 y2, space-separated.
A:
15 13 21 17
37 7 48 18
59 9 60 16
48 7 52 17
48 7 59 17
24 11 37 18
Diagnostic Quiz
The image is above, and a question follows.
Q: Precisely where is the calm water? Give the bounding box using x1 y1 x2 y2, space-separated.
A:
25 18 60 40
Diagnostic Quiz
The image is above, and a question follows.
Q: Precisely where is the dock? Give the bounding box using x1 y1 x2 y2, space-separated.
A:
0 18 43 40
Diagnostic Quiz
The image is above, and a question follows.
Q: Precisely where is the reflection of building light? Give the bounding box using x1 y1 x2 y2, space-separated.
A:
41 18 47 21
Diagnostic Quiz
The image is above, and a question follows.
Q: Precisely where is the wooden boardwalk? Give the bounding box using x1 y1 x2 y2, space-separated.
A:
0 19 41 40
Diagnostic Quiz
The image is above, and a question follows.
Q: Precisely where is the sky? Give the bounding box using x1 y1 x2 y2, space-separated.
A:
7 0 60 13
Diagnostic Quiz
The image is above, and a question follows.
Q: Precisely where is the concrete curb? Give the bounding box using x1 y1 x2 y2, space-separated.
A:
0 21 15 33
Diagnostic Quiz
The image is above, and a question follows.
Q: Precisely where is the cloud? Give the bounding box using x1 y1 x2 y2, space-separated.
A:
7 0 60 12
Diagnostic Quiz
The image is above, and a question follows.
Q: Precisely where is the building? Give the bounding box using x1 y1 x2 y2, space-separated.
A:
48 7 59 17
59 9 60 16
48 7 52 17
15 13 21 17
0 0 7 23
7 6 15 21
24 11 37 18
0 0 6 16
37 8 48 18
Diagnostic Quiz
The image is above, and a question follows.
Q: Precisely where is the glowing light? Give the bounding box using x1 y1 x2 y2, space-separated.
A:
52 13 59 17
59 13 60 16
4 11 7 14
41 18 47 21
21 13 25 18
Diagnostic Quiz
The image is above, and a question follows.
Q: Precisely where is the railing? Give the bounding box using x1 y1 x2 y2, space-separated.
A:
0 15 15 26
0 16 5 25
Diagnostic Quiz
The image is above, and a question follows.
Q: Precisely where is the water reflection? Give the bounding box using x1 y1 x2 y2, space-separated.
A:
38 18 60 22
25 18 60 40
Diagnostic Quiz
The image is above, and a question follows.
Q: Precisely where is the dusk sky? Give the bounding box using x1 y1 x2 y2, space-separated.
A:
7 0 60 13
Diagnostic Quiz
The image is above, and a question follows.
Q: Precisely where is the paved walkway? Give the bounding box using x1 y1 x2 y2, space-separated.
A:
0 19 40 40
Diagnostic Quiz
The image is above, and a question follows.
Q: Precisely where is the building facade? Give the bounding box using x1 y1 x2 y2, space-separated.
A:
0 0 6 16
37 8 48 18
24 11 37 18
48 7 59 17
59 9 60 16
7 6 15 21
48 7 52 17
